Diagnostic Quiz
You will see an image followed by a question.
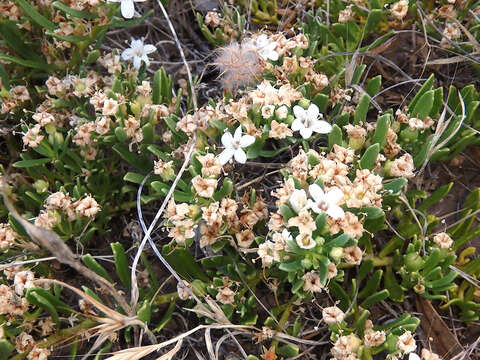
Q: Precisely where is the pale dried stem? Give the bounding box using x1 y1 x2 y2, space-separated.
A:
130 0 200 311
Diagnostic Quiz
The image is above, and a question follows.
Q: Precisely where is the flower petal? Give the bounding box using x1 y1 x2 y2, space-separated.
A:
268 50 279 61
290 189 307 213
291 119 303 132
133 55 142 69
141 54 150 66
143 44 157 54
307 104 320 119
221 131 233 148
293 105 306 120
121 48 134 60
120 0 135 18
326 205 345 220
409 354 421 360
234 149 247 164
282 229 292 241
218 148 234 165
309 184 325 203
234 126 243 141
307 199 321 214
131 39 143 49
240 135 255 148
325 187 344 205
300 127 313 139
312 120 332 134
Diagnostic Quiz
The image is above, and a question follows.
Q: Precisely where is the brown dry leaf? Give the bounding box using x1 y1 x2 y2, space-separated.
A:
415 295 466 359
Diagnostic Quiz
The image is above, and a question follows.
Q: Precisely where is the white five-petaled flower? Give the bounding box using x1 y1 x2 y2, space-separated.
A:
108 0 146 19
218 126 255 165
308 184 345 219
296 233 316 249
251 34 279 61
291 104 332 139
289 189 308 213
121 38 156 69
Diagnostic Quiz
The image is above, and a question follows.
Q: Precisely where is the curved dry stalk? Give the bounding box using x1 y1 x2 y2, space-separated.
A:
130 0 200 311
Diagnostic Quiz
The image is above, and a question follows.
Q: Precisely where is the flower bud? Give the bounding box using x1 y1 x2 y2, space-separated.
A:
348 136 365 151
400 128 418 143
74 81 86 93
284 114 294 125
54 131 64 145
188 204 201 219
404 253 425 271
130 101 141 117
44 123 56 135
384 160 392 176
33 179 49 193
275 105 289 120
298 98 311 109
330 247 344 260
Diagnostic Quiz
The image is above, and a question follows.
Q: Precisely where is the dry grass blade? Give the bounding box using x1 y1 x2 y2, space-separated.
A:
205 328 216 360
448 265 480 289
112 324 254 360
345 52 359 87
35 279 127 320
34 279 151 359
426 54 479 65
103 339 183 360
0 183 132 315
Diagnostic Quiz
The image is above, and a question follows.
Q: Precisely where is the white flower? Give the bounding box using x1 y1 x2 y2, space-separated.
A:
280 229 292 243
218 126 255 165
108 0 146 19
251 34 279 61
322 306 345 325
397 331 416 354
409 354 421 360
275 105 288 119
308 184 344 219
296 233 316 249
289 189 308 213
121 38 156 69
261 104 275 119
291 104 332 139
